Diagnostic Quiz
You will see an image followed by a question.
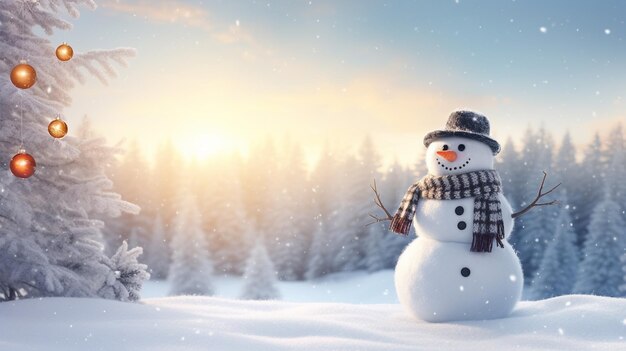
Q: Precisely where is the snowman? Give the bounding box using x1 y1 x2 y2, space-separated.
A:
371 110 558 322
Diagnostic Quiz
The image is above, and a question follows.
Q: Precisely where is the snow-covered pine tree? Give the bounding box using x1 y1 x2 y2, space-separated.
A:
553 132 578 196
107 140 153 253
531 191 579 299
243 138 278 233
306 220 333 279
497 137 522 205
0 1 144 300
619 253 626 296
603 125 626 214
266 186 305 280
168 195 214 296
332 137 380 272
572 133 604 248
497 137 525 250
517 206 558 282
202 156 251 275
145 213 169 280
306 143 341 279
330 155 363 272
264 141 311 280
240 238 280 300
364 222 386 272
99 241 150 302
514 127 558 281
379 159 412 268
552 131 587 255
508 128 537 251
311 142 340 223
573 188 625 297
151 140 183 233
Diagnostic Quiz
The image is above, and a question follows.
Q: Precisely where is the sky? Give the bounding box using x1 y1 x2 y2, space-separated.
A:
51 0 626 166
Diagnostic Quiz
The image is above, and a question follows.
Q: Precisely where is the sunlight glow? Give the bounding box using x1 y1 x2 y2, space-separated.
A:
178 133 233 160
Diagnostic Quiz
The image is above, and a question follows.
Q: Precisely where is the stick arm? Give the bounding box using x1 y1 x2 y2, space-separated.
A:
511 171 560 219
366 179 395 226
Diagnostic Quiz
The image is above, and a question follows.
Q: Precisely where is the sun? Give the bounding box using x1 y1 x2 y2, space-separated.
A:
179 133 233 160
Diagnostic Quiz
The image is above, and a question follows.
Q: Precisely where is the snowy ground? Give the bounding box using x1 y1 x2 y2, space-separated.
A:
142 269 534 302
142 270 399 303
2 271 622 350
0 294 624 351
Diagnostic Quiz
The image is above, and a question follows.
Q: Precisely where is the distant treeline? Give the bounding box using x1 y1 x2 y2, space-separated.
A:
105 124 626 299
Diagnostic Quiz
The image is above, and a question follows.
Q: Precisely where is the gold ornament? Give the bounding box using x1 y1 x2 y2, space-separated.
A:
55 43 74 61
10 150 36 178
48 117 68 139
10 62 37 89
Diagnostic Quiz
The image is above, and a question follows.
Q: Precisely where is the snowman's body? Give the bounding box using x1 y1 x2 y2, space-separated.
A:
393 132 524 322
413 194 513 244
395 237 523 322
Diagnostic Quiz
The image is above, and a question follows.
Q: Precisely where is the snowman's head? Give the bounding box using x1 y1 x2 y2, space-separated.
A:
425 136 494 176
423 110 500 176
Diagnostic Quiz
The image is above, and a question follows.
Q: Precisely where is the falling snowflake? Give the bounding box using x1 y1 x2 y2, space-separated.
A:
539 27 547 33
604 29 611 35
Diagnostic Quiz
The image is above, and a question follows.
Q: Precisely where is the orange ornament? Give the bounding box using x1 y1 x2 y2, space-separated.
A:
10 62 37 89
48 117 68 139
55 43 74 61
10 150 36 178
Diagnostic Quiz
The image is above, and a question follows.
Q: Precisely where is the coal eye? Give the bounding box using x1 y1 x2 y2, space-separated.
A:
458 144 466 151
442 144 449 151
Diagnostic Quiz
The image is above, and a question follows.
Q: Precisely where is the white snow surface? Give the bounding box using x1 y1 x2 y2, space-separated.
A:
0 294 624 351
142 270 400 303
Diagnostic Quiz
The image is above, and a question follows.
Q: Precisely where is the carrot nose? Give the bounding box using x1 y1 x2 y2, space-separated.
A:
436 150 457 162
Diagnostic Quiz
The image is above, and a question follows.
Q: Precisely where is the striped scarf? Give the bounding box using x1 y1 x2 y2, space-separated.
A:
390 170 505 253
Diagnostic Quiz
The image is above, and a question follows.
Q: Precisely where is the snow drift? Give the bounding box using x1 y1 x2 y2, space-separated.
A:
0 295 623 351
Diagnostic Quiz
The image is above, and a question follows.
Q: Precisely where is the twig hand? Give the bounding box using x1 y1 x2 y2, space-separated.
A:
366 179 395 226
511 171 560 219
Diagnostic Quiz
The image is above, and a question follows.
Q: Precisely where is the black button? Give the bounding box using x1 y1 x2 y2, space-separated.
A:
457 221 467 230
455 206 464 215
461 267 471 277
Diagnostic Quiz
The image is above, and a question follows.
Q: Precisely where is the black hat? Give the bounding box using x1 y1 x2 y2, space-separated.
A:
423 110 500 155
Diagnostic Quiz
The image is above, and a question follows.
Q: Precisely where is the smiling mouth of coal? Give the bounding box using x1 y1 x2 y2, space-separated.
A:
437 158 471 171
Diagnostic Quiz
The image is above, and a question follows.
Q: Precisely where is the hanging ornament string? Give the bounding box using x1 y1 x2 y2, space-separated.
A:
49 43 72 140
9 60 37 179
20 95 23 148
11 95 36 179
